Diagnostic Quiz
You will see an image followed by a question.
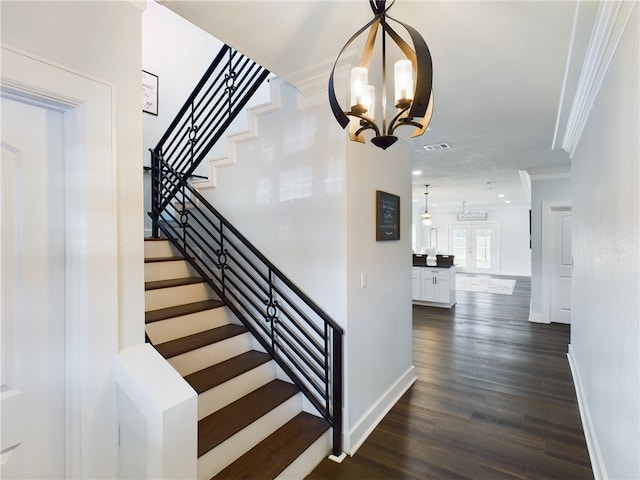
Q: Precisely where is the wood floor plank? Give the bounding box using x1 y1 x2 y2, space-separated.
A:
307 276 593 480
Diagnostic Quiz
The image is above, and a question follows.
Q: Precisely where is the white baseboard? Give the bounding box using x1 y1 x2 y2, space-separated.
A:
528 311 549 324
344 365 417 455
567 345 605 480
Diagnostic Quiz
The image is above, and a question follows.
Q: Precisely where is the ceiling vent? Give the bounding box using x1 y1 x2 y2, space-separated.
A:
423 142 450 152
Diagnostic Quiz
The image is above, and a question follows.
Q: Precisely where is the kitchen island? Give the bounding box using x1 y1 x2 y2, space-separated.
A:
412 256 456 308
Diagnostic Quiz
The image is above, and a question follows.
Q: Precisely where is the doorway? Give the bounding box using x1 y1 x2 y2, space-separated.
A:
541 204 572 324
449 223 500 274
1 45 119 477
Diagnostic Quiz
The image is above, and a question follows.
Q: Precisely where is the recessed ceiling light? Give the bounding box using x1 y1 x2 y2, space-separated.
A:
505 200 511 204
412 170 422 175
432 203 438 207
498 194 505 198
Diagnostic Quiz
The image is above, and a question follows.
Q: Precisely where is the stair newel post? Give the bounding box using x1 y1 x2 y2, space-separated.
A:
331 328 343 457
150 149 161 238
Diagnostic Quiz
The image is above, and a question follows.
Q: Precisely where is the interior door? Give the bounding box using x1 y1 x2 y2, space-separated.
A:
1 96 66 478
550 209 572 324
449 224 499 274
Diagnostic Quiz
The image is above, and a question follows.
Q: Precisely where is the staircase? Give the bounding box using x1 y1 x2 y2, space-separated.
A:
144 238 331 479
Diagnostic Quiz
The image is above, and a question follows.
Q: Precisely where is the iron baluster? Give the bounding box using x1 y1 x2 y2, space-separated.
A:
187 102 198 171
265 268 280 352
215 223 228 296
225 48 237 116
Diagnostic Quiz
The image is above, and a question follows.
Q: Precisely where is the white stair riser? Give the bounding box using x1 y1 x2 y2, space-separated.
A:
168 333 253 376
197 362 277 420
276 429 332 480
144 240 176 259
197 394 303 480
145 259 195 282
145 283 215 311
146 308 237 345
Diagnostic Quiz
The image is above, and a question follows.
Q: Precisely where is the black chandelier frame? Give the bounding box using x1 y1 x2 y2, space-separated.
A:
328 0 434 149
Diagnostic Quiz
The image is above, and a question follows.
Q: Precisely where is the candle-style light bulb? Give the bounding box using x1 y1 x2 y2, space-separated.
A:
350 67 368 114
364 84 375 119
394 59 413 108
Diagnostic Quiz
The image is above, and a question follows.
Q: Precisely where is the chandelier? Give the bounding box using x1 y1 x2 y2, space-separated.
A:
329 0 434 150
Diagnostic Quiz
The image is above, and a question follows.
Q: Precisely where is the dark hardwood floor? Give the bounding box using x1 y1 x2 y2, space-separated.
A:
307 276 593 479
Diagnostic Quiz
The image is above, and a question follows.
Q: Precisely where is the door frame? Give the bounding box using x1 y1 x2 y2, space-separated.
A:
1 45 117 477
541 202 572 324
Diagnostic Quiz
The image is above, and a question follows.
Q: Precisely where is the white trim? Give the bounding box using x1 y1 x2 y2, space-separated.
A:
568 345 606 480
552 0 581 151
528 311 549 324
526 166 571 181
562 1 637 158
344 365 417 455
1 45 118 477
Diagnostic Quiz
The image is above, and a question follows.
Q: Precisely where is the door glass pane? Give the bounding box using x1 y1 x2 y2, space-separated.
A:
452 228 467 267
475 228 491 269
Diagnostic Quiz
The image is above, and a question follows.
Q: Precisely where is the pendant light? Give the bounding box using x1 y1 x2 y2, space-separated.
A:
421 185 432 226
328 0 434 150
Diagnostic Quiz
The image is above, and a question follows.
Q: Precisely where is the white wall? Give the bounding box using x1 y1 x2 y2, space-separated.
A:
414 207 532 276
569 5 639 479
1 0 144 476
142 0 224 160
344 137 415 452
197 80 415 453
529 177 571 318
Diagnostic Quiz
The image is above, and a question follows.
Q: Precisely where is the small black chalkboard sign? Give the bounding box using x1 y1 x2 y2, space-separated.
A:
376 190 400 241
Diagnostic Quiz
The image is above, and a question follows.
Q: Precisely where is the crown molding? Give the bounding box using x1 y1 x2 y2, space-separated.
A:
562 1 637 158
525 166 571 181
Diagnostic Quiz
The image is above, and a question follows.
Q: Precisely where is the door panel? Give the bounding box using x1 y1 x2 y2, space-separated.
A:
551 210 572 324
1 96 66 478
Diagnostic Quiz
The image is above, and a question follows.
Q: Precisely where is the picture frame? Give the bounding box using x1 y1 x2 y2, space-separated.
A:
376 190 400 241
142 70 158 115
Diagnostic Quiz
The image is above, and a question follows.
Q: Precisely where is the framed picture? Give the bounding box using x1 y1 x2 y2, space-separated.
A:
376 190 400 241
142 70 158 115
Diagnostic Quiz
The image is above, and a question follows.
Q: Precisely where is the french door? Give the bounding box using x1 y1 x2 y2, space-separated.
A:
448 223 499 274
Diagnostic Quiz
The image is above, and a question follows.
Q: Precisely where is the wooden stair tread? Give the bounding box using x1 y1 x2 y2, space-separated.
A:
145 299 225 324
144 255 185 263
198 379 300 457
185 350 272 394
212 412 329 480
145 277 204 291
154 324 247 359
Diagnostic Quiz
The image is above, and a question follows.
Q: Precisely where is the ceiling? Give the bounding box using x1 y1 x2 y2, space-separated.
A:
160 0 577 212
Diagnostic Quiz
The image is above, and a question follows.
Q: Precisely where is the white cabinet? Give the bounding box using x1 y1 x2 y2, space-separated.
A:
412 266 456 308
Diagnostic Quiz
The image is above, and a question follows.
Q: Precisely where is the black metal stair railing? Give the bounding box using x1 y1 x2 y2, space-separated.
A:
149 45 344 456
151 44 271 236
